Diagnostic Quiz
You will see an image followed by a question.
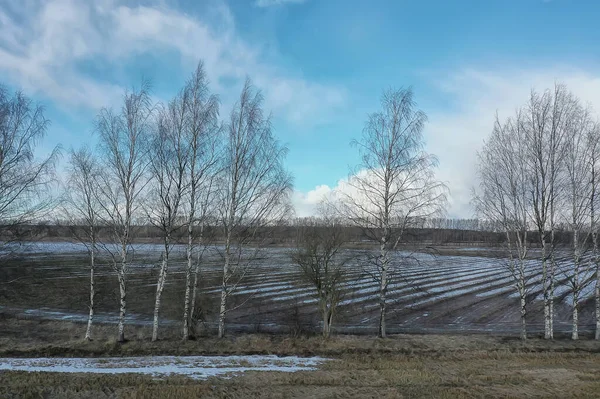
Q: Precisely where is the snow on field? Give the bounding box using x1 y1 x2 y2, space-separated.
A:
0 355 328 379
8 241 599 333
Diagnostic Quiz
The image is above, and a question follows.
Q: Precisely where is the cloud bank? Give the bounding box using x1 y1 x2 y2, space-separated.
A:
0 0 343 124
294 66 600 219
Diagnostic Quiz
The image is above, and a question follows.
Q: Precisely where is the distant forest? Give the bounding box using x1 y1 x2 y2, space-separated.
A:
5 218 584 248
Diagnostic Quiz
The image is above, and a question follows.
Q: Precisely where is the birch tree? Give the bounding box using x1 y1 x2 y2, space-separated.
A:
590 125 600 340
474 111 532 339
96 81 152 342
292 207 348 338
216 78 293 338
524 84 575 339
64 147 100 341
339 87 447 338
147 97 188 342
0 85 60 250
181 62 221 340
561 104 596 340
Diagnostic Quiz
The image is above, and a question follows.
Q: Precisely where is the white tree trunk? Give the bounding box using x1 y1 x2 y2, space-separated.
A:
186 224 204 339
541 239 552 340
218 285 227 338
85 245 95 341
218 242 230 339
520 291 527 340
549 250 555 339
152 253 168 342
596 275 600 340
378 237 388 338
190 256 201 335
117 266 126 343
572 228 580 341
182 226 193 340
572 290 579 340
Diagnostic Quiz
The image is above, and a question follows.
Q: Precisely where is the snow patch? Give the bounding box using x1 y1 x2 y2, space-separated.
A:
0 355 329 380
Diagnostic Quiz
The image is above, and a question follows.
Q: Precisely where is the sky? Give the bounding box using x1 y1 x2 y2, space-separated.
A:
1 0 600 218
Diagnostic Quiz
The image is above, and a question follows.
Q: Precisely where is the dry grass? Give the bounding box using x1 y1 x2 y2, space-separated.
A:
3 317 600 358
2 352 600 398
2 318 600 397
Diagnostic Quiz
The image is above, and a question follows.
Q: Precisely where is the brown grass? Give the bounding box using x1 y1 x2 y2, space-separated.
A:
2 318 600 398
2 352 600 398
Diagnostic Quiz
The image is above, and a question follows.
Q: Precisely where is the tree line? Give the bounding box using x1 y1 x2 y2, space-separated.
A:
474 84 600 340
2 66 600 341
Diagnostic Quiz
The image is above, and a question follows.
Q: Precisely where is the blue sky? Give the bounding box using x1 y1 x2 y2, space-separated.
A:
1 0 600 217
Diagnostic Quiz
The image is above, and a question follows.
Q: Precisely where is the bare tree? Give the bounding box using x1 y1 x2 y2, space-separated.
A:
292 206 348 338
523 84 576 339
147 98 188 342
96 81 153 342
590 125 600 340
64 147 100 341
474 110 532 339
338 87 447 338
181 62 221 340
561 104 597 340
476 83 600 339
216 78 293 338
0 85 60 249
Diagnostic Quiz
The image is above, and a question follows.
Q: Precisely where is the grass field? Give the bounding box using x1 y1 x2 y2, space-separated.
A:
2 318 600 398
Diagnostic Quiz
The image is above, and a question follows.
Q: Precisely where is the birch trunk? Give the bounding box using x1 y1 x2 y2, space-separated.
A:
594 203 600 340
85 242 95 341
541 238 552 339
596 274 600 340
549 230 556 339
187 224 204 338
517 240 527 340
218 236 231 338
572 289 579 340
218 281 228 338
117 265 126 343
152 249 169 342
190 251 201 335
322 307 331 338
520 292 527 340
572 228 580 340
182 222 194 340
378 235 388 338
592 164 600 340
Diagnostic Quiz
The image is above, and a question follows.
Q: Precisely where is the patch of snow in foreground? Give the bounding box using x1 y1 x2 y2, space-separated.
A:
0 355 328 380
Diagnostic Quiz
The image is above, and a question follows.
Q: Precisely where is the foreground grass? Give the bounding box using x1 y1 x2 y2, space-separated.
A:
3 352 600 398
2 318 600 398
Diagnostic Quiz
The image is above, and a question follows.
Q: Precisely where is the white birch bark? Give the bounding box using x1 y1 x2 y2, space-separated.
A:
218 237 231 338
183 223 194 339
378 235 388 338
85 242 95 341
152 249 168 341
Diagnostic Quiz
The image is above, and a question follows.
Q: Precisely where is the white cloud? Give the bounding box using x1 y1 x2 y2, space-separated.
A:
294 66 600 219
254 0 307 7
292 184 333 217
0 0 344 123
426 66 600 219
292 171 375 218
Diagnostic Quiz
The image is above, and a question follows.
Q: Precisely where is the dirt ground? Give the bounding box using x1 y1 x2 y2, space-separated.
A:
2 245 595 337
2 318 600 398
